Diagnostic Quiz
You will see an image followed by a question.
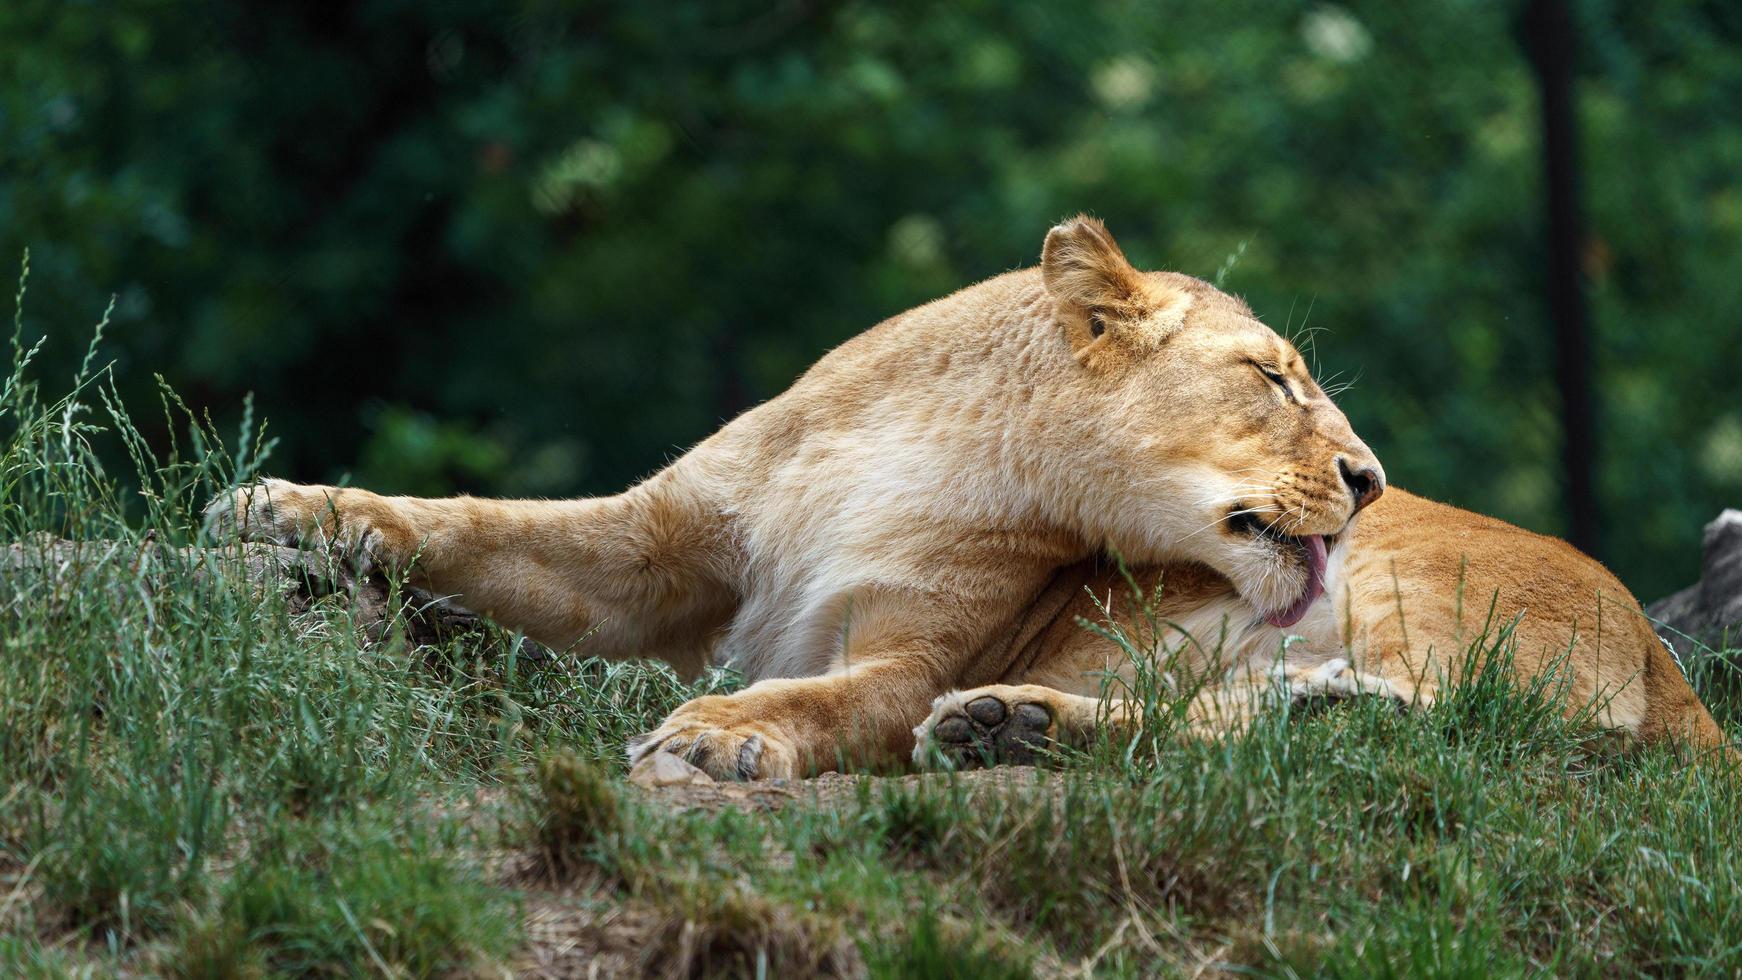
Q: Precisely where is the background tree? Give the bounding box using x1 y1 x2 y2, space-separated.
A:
3 0 1740 599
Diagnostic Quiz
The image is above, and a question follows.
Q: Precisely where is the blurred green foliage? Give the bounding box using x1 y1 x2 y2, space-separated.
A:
3 0 1740 597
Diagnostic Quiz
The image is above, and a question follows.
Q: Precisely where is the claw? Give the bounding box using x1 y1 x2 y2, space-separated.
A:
625 731 655 762
736 734 763 780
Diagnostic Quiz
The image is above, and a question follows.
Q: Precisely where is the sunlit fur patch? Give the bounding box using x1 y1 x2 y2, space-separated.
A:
1131 289 1193 345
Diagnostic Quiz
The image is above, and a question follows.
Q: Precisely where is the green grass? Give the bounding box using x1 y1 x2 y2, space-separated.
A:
3 266 1740 976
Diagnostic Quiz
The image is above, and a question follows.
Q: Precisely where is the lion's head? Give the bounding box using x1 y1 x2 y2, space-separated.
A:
1038 216 1383 627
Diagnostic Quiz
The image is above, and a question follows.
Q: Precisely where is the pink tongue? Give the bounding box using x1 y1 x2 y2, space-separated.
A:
1265 534 1327 628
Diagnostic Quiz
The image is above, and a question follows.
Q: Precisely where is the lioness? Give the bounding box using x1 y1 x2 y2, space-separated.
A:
209 217 1730 778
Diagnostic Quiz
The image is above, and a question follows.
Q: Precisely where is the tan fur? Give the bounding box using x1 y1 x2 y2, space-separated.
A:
916 488 1736 766
208 217 1384 779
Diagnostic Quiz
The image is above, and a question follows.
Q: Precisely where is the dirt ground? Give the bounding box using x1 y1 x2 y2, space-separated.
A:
510 765 1052 979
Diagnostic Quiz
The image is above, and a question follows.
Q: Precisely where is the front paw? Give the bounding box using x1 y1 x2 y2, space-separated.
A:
627 696 799 781
205 478 314 545
911 686 1060 771
205 479 383 572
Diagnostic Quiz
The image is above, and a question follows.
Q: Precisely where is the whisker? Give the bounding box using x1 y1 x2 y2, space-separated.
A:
1323 367 1364 399
1190 488 1278 510
1195 483 1279 498
1175 503 1283 544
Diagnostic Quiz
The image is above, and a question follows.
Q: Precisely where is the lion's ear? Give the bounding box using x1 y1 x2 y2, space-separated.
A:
1041 215 1142 310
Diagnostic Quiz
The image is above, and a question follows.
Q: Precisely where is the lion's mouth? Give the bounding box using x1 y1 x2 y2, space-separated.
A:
1226 511 1330 628
1265 533 1326 627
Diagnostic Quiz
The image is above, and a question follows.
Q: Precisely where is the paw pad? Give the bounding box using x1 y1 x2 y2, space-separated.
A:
928 696 1054 769
966 696 1007 727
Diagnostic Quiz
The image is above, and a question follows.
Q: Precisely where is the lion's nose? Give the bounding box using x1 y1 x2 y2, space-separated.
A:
1338 457 1384 513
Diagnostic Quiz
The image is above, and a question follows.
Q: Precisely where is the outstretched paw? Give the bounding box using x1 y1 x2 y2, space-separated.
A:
204 478 390 572
912 686 1060 770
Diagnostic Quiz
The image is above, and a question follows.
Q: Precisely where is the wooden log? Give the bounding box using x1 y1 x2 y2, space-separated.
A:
2 534 552 662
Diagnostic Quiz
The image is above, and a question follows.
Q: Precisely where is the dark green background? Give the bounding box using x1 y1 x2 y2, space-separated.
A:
5 0 1739 600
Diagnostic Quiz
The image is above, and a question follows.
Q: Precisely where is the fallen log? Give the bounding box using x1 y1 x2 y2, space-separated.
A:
1649 510 1742 657
2 534 551 661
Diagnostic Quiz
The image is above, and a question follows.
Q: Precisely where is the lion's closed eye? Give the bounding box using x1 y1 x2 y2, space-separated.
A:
1248 360 1295 402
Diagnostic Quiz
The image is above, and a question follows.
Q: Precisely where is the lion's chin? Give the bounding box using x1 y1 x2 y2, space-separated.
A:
1261 533 1328 628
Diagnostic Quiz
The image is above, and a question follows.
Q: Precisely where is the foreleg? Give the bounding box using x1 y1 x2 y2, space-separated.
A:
206 472 735 666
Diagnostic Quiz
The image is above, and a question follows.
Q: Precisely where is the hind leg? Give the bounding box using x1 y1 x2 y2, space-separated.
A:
912 660 1405 769
911 685 1104 769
